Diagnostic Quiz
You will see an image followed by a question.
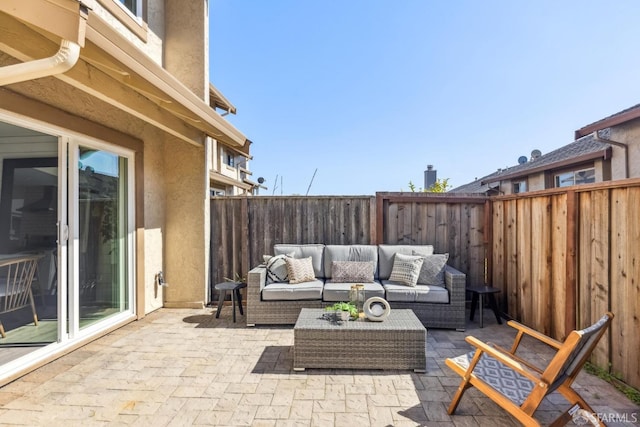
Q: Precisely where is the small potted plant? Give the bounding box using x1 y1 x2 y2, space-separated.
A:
325 302 358 321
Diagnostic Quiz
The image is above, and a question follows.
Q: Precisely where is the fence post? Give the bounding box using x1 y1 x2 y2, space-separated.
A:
565 190 578 334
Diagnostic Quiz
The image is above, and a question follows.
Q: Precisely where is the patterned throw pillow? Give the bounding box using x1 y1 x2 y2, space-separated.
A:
388 253 424 287
330 261 375 283
285 257 316 284
264 253 292 284
413 251 449 286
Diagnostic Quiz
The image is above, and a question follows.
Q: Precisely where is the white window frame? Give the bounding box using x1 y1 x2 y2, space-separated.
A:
116 0 142 19
554 167 595 188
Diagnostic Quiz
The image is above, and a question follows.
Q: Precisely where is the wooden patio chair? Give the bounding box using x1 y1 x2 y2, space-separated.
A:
0 255 41 338
446 312 614 427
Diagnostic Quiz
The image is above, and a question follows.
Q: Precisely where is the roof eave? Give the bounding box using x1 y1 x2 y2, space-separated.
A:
85 14 248 148
481 148 612 184
575 105 640 139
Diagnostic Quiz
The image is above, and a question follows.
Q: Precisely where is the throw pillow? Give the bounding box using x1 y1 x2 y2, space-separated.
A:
265 253 292 284
413 251 449 286
388 253 424 287
330 261 375 283
285 257 316 284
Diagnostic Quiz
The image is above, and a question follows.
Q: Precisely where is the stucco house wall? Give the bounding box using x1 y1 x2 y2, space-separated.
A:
609 118 640 179
0 0 250 315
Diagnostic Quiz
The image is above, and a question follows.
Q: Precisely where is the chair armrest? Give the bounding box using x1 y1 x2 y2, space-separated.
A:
247 266 267 292
444 265 466 305
507 320 563 349
465 336 542 384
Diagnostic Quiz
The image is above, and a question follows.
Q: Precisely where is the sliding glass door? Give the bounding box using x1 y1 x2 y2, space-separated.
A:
69 141 134 335
0 115 135 371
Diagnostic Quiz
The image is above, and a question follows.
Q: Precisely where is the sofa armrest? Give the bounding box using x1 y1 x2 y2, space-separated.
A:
444 265 466 306
248 266 267 292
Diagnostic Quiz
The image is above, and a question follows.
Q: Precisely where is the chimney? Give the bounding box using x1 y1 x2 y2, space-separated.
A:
424 165 437 189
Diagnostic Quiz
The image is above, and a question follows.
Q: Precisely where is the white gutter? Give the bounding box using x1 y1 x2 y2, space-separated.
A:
0 39 81 86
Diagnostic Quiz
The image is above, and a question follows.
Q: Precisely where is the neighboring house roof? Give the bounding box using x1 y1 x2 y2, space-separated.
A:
449 134 612 193
575 103 640 139
209 83 237 115
449 171 501 194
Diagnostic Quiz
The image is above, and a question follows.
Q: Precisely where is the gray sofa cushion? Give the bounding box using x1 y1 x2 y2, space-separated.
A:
324 245 378 279
274 244 325 278
262 279 324 301
322 281 385 302
382 281 449 303
378 245 434 280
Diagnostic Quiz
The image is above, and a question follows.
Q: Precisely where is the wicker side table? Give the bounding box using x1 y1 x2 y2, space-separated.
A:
293 308 426 372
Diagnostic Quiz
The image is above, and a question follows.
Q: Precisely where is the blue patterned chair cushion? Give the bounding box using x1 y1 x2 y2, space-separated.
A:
449 351 534 406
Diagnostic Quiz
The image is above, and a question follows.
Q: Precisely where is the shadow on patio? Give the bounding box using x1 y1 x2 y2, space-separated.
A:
0 307 636 426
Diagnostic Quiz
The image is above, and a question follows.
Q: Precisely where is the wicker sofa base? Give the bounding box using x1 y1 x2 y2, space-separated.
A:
247 264 466 330
293 308 426 372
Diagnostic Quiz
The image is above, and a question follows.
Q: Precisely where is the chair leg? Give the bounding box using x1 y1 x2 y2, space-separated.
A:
215 290 226 318
550 385 604 427
28 289 39 326
448 379 471 414
0 322 5 339
236 288 244 316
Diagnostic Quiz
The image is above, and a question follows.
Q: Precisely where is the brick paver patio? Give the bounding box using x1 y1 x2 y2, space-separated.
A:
0 308 637 426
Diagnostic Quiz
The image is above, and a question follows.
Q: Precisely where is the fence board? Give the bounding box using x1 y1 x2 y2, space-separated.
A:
531 197 552 335
492 200 505 292
591 190 610 367
551 194 567 339
517 198 532 324
505 200 519 317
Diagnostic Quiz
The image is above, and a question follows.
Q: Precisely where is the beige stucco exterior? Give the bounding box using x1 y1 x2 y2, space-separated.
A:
608 119 640 179
0 0 252 381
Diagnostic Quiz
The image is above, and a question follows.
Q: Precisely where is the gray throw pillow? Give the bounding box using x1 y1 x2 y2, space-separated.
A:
388 253 424 287
413 251 449 286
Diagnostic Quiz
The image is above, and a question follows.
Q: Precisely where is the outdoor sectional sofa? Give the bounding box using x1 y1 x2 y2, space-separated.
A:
246 244 467 330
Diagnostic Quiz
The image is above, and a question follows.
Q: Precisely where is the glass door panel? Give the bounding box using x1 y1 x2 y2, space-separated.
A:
0 121 59 356
77 147 129 329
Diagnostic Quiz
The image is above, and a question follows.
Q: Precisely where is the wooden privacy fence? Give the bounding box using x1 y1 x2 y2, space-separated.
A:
490 179 640 389
210 193 488 287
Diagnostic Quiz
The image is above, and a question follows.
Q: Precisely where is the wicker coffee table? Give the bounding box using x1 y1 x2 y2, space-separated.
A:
293 308 426 372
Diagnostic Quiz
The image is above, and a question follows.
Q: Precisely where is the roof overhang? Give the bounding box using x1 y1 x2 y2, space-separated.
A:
209 170 252 190
0 0 248 149
209 83 236 115
481 147 612 184
0 0 88 46
575 105 640 139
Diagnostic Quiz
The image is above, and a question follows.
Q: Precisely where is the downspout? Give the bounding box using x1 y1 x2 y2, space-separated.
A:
593 130 629 179
0 39 81 86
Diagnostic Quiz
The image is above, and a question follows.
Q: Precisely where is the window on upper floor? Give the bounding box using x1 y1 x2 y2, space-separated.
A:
119 0 141 17
554 167 595 188
512 180 527 194
225 153 235 167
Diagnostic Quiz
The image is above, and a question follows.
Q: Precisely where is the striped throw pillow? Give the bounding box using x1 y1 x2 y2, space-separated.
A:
388 253 424 287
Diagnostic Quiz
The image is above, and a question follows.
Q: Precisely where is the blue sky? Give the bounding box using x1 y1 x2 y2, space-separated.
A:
210 1 640 195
